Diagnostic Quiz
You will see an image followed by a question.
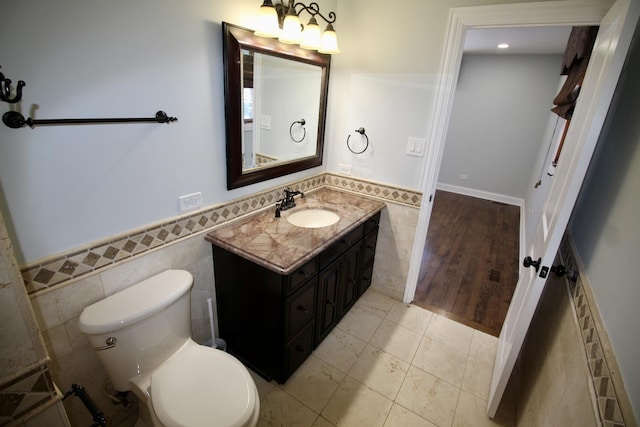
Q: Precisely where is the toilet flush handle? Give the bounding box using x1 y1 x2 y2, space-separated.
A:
94 337 117 351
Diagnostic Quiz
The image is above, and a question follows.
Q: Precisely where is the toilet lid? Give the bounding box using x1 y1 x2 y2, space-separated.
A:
150 345 256 427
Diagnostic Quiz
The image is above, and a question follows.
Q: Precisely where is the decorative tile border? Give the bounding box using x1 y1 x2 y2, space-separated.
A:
0 364 58 426
325 173 422 207
20 173 422 295
560 235 630 427
255 153 278 166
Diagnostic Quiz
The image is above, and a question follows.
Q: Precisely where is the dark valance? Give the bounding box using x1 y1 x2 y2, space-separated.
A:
551 26 599 119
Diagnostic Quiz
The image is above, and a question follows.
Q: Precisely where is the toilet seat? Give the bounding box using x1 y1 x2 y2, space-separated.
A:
150 344 257 427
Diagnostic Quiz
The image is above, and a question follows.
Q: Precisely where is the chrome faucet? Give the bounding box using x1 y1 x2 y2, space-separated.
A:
275 187 305 217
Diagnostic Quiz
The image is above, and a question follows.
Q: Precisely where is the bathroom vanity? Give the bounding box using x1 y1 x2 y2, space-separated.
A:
205 188 385 383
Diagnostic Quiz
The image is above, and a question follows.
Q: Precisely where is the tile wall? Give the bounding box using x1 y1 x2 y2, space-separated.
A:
21 173 421 297
515 234 634 427
19 172 421 425
1 207 70 426
559 236 634 427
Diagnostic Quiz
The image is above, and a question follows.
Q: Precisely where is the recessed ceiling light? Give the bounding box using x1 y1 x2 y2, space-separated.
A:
498 43 510 49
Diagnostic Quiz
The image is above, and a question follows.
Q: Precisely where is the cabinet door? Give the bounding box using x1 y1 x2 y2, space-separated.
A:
358 263 374 296
357 228 378 297
315 260 340 346
338 244 360 318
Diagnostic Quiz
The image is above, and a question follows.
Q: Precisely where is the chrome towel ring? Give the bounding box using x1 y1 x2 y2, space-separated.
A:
346 127 369 154
289 118 306 143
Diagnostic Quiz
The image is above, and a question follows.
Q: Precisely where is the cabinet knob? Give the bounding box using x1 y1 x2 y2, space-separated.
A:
295 345 305 353
297 305 309 314
298 270 309 279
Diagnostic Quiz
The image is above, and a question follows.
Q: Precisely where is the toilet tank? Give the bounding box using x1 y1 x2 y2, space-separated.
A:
78 270 194 391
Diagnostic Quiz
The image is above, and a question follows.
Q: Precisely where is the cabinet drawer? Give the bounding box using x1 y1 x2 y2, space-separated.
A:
285 323 314 379
320 225 364 269
286 258 318 294
286 280 316 339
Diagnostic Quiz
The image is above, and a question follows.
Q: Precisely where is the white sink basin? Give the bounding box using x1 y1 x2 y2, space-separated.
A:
287 208 340 228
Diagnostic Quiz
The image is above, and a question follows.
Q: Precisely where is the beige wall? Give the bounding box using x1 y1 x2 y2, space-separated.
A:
372 202 420 300
516 263 597 426
1 211 70 425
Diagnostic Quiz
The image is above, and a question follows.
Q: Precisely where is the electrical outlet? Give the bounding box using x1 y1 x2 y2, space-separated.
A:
459 174 468 181
338 163 352 175
179 192 202 212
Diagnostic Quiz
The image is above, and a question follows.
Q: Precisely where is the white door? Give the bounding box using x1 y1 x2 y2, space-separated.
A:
487 0 639 417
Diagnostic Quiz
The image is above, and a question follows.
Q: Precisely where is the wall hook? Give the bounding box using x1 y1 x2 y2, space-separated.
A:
0 66 26 104
346 127 369 154
1 66 177 129
289 118 306 143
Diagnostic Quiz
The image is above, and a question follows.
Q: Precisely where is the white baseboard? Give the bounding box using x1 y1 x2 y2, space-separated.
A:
436 183 524 207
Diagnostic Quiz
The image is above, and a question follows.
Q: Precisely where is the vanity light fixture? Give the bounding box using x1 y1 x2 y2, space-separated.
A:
254 0 340 54
497 43 510 49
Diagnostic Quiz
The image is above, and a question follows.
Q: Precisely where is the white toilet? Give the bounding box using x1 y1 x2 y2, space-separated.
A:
78 269 259 427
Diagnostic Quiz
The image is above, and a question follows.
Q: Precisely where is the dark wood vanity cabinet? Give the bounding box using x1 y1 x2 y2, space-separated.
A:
211 211 380 383
314 210 379 355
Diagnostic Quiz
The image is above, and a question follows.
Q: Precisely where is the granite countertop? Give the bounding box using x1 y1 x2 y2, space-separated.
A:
205 187 386 275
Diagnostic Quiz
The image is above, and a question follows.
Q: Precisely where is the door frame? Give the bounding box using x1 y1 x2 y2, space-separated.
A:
403 0 614 304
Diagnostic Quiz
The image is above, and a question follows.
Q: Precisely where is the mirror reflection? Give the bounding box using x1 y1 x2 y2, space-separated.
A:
241 50 322 171
223 22 330 189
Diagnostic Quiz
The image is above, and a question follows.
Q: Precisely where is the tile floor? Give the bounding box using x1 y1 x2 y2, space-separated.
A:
250 289 515 427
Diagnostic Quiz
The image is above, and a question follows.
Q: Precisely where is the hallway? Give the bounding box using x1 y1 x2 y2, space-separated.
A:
413 191 520 337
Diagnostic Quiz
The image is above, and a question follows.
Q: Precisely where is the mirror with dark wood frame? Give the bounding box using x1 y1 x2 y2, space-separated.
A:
223 22 331 189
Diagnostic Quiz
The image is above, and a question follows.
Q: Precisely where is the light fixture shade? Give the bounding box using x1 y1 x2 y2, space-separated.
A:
318 24 340 54
279 10 302 44
300 17 321 50
254 0 280 38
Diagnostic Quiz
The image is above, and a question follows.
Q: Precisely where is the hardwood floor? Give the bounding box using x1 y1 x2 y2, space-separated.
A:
413 190 520 337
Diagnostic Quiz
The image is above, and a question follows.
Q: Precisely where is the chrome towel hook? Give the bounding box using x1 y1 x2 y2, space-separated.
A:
347 127 369 154
1 64 177 129
289 118 306 143
0 66 26 104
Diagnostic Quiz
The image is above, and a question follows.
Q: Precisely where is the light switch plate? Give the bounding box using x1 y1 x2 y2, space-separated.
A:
406 137 426 157
261 115 271 130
